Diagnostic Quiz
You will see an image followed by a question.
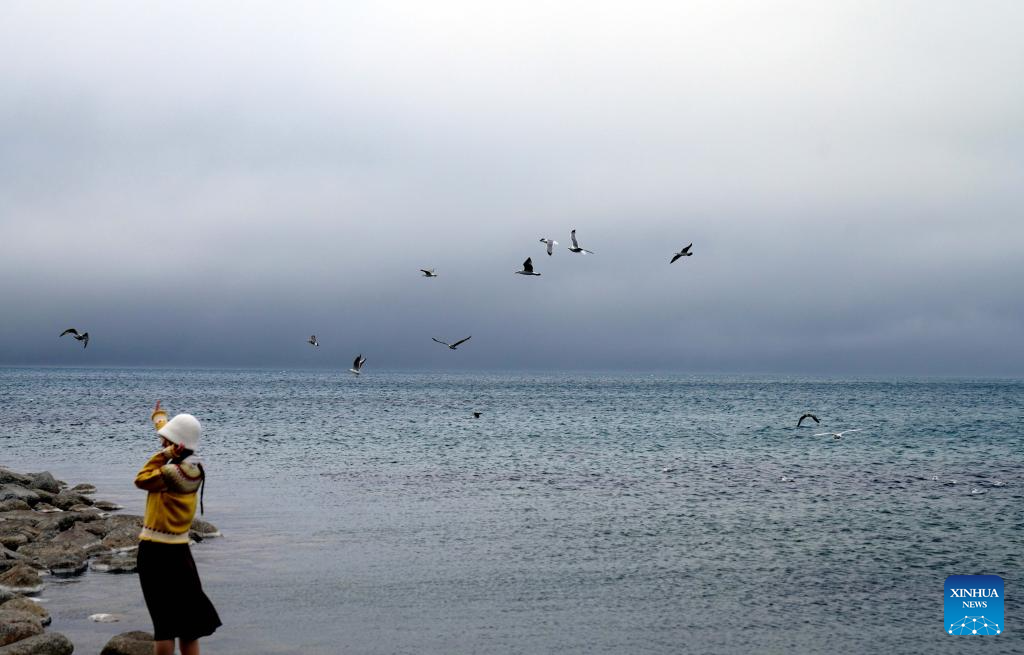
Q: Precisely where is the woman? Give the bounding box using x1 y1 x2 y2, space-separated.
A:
135 400 221 655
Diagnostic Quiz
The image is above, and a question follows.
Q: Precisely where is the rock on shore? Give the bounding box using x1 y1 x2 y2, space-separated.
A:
0 465 218 653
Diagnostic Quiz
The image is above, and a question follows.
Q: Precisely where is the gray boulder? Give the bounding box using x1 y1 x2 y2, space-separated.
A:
70 483 97 494
0 500 31 513
17 542 88 577
27 473 61 495
190 518 221 538
0 589 17 604
101 630 154 655
0 469 31 487
0 608 43 646
0 632 74 655
90 550 137 574
0 564 43 594
51 524 105 555
94 500 123 511
50 491 93 511
0 596 50 626
0 486 39 508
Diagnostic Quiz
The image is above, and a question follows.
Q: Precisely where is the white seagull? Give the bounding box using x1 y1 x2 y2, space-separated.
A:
308 335 319 347
432 336 472 350
567 229 593 254
420 269 437 277
515 257 541 276
349 354 366 375
670 243 693 263
814 429 861 440
539 238 558 256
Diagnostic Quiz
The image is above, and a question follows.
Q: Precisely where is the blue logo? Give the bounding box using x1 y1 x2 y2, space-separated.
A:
945 575 1003 635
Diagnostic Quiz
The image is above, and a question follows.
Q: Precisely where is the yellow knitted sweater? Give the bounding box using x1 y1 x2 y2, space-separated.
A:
135 447 203 544
135 409 204 544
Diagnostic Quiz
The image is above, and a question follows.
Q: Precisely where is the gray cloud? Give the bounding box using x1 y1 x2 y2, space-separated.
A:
1 1 1022 373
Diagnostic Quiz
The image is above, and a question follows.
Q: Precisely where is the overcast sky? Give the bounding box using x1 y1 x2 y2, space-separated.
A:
1 1 1021 374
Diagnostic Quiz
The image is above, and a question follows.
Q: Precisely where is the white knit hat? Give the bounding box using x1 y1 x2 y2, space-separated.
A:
158 413 201 451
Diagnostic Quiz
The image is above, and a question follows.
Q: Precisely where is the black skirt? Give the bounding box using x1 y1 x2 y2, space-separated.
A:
137 540 222 641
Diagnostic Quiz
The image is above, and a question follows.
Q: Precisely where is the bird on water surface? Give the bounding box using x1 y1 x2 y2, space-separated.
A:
308 335 319 347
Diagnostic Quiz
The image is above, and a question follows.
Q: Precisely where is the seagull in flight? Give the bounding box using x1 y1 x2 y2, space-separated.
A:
567 229 593 254
539 238 558 256
815 429 860 440
432 336 472 350
670 244 693 263
308 335 319 347
349 354 366 375
797 413 820 427
515 257 541 276
59 328 89 348
420 269 438 277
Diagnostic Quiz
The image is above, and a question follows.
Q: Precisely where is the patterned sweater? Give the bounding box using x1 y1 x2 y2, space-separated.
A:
135 448 204 544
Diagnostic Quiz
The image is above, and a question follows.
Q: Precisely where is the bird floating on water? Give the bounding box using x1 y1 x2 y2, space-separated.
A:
308 335 319 347
539 238 558 256
815 429 860 440
797 413 820 427
473 412 482 419
420 269 437 277
349 354 366 375
59 328 89 348
670 244 693 263
567 229 593 254
432 336 472 350
515 257 541 276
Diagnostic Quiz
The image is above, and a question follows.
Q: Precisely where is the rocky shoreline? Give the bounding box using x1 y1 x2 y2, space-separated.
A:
1 465 219 654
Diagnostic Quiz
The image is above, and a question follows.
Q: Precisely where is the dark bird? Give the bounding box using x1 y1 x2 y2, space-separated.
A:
473 412 482 419
59 328 89 348
349 354 366 375
308 335 319 347
420 269 438 277
670 243 693 263
432 336 472 350
797 413 820 427
567 229 593 254
515 257 541 276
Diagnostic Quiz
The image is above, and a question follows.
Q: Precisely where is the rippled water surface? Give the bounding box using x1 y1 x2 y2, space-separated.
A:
1 368 1022 653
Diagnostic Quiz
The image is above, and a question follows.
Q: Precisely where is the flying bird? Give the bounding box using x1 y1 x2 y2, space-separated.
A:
349 354 366 375
539 238 558 256
814 429 860 440
432 336 472 350
670 244 693 263
797 413 820 427
308 335 319 347
59 328 89 348
567 229 593 254
473 412 482 419
515 257 541 276
420 269 438 277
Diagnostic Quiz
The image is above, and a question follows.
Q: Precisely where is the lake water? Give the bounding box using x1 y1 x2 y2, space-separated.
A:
1 368 1021 653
